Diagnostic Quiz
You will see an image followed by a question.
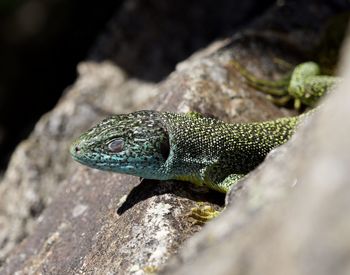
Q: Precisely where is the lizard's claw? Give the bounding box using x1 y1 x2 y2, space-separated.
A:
188 202 221 225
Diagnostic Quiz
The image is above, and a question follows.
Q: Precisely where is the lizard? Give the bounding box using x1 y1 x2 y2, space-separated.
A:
228 13 347 110
70 11 347 194
70 109 299 193
70 61 338 194
230 61 339 109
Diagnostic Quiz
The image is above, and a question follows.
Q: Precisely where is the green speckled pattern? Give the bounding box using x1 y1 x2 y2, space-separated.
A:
161 112 300 192
231 61 339 109
71 110 302 193
288 62 339 106
70 111 170 180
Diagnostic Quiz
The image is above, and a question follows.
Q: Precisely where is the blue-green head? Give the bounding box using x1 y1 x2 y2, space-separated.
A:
70 110 170 179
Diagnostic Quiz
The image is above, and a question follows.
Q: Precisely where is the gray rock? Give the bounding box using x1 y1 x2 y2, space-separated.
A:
0 0 348 274
0 36 287 274
160 28 350 275
0 61 157 266
0 0 289 267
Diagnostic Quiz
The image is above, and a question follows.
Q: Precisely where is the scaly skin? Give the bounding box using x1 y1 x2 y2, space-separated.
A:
231 61 339 109
70 61 336 193
70 111 301 193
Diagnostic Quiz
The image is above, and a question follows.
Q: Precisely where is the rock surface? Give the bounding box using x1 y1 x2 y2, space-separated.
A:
1 0 350 274
160 34 350 275
0 0 282 267
0 0 280 265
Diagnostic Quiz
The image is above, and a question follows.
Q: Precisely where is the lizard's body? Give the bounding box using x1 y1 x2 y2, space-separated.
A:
71 110 300 193
70 62 338 193
157 112 300 192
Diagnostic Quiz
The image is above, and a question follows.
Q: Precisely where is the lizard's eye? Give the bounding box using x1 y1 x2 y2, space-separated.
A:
108 139 124 153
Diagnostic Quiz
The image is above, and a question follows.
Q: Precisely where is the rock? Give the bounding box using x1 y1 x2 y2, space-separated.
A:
0 0 283 266
159 21 350 275
0 61 157 266
1 0 349 274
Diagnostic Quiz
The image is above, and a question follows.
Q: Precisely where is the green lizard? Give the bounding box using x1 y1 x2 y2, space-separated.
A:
70 62 338 193
230 14 347 110
230 61 339 109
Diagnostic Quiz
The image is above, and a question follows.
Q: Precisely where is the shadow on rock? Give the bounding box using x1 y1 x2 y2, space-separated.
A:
117 179 225 215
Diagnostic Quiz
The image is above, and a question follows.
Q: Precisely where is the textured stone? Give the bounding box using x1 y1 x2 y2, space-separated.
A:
1 0 348 274
160 27 350 275
0 61 157 265
0 0 285 267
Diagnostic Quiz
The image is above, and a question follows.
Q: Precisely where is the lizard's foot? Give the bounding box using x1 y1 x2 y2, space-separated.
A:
230 59 337 109
188 202 220 225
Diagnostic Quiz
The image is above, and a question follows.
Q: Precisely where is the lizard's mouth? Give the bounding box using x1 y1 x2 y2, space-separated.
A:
69 139 95 165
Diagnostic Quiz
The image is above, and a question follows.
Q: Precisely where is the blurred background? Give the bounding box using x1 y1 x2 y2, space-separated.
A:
1 0 350 271
0 0 123 171
0 0 280 173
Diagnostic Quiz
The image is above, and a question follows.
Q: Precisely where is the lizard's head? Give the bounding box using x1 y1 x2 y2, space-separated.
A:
70 110 170 179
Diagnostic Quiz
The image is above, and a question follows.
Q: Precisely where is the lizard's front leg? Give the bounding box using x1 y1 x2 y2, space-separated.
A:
189 173 245 223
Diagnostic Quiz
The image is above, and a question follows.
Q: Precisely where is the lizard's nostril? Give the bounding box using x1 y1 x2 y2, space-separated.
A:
75 146 81 153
